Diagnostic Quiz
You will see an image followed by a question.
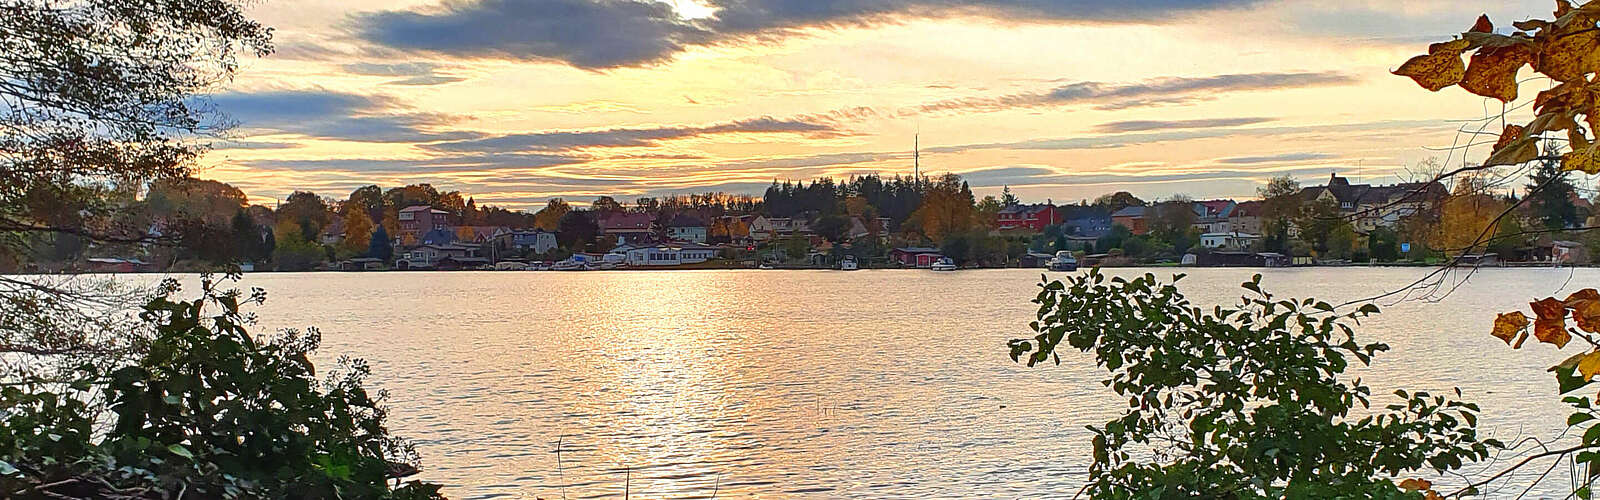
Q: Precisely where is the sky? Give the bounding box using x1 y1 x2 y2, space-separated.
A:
199 0 1565 210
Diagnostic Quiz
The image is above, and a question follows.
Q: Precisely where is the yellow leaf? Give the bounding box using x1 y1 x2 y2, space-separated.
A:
1398 478 1433 491
1566 289 1600 332
1485 135 1539 166
1493 311 1531 344
1533 297 1573 348
1535 28 1600 83
1395 39 1472 91
1463 44 1536 101
1564 143 1600 174
1579 351 1600 381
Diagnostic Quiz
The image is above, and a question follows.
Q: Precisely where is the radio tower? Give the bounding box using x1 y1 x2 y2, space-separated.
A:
913 133 920 180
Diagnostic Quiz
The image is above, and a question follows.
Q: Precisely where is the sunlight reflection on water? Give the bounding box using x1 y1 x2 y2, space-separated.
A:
155 267 1597 498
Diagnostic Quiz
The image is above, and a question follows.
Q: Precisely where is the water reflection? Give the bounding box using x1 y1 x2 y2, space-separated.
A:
173 267 1597 498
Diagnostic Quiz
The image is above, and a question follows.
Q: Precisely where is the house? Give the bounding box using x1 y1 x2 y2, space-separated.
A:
495 228 558 254
890 247 944 268
1200 232 1262 250
608 243 718 266
996 204 1062 232
1057 206 1112 237
398 205 452 243
600 213 654 244
337 257 385 271
456 226 505 244
420 228 457 246
1111 206 1149 235
749 216 812 241
1193 200 1238 233
1299 173 1447 233
318 218 345 246
396 243 482 270
1229 200 1265 236
665 214 709 243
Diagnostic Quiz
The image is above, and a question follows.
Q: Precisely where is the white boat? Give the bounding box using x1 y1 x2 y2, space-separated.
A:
551 259 588 271
930 257 957 271
839 255 860 271
1046 251 1078 272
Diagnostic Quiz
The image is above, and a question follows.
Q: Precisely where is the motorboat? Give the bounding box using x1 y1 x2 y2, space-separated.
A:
1046 251 1078 272
930 257 957 271
839 255 860 271
550 259 588 271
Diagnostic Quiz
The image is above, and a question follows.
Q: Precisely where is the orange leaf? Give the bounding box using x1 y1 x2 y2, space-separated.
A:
1470 14 1494 33
1493 311 1531 344
1534 28 1600 83
1566 289 1600 332
1395 39 1472 91
1494 124 1526 150
1533 297 1573 348
1463 44 1535 101
1399 478 1433 491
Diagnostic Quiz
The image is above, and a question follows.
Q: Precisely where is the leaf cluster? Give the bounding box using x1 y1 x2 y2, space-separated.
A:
1010 270 1499 498
1396 1 1600 172
0 276 441 499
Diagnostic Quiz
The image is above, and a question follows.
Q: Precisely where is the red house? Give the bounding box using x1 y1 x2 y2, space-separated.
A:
996 204 1061 232
890 247 943 267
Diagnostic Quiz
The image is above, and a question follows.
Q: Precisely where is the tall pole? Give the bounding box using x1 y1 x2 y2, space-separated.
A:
913 133 920 180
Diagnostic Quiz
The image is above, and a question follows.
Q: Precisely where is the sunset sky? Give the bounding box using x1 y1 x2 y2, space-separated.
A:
201 0 1564 209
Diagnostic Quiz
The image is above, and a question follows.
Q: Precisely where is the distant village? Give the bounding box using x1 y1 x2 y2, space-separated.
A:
34 166 1598 274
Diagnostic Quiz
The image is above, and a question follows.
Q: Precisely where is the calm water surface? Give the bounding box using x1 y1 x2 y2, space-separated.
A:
194 268 1595 498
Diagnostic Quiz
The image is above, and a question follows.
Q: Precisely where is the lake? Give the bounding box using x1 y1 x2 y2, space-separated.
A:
192 268 1593 498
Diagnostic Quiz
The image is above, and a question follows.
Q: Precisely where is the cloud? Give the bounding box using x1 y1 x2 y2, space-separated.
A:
349 0 711 69
1216 152 1337 164
1092 117 1276 133
426 116 840 153
919 72 1356 114
349 0 1261 69
208 89 479 143
341 62 465 86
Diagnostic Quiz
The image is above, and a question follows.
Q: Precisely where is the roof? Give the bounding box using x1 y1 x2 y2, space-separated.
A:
1196 200 1236 218
458 226 504 241
1302 174 1447 206
999 204 1054 216
1111 206 1146 218
602 213 653 231
666 214 706 228
1232 200 1263 217
892 246 940 254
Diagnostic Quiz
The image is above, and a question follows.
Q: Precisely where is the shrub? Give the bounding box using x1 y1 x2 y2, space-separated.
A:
0 276 441 499
1010 270 1499 498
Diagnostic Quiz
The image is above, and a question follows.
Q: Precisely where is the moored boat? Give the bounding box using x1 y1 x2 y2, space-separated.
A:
930 257 957 271
1046 251 1078 272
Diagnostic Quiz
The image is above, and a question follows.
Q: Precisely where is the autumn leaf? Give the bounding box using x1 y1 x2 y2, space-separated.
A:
1470 14 1494 33
1533 297 1573 348
1494 124 1526 150
1526 110 1576 135
1485 135 1539 166
1578 351 1600 381
1398 478 1433 491
1564 142 1600 174
1395 39 1472 91
1463 44 1535 101
1534 28 1600 83
1566 289 1600 332
1493 311 1531 344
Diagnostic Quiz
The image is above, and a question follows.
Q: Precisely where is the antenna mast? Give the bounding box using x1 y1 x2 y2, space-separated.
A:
913 132 920 180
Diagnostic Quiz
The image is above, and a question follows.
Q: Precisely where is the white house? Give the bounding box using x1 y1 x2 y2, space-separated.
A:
608 243 718 266
1200 232 1262 250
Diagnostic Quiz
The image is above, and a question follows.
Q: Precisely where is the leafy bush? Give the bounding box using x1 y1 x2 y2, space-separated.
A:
1010 270 1500 498
0 276 441 499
